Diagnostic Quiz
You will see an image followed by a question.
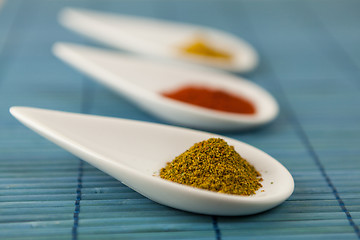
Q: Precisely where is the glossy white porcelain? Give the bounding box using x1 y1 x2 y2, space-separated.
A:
10 106 294 216
59 8 258 72
53 42 278 131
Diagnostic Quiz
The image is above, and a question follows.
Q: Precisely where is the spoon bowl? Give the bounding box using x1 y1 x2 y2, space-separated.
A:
10 106 294 216
59 8 258 72
53 42 279 131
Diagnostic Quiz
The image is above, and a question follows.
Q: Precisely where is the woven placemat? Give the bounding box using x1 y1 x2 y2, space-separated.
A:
0 0 359 239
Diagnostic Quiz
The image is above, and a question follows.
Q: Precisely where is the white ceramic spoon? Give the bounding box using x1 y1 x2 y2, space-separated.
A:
53 42 278 131
59 8 258 72
10 106 294 216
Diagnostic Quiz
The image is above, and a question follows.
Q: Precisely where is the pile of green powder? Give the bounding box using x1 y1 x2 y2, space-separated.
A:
160 138 262 196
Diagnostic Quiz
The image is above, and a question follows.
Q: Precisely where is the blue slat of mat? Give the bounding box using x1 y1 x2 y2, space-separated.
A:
0 0 360 239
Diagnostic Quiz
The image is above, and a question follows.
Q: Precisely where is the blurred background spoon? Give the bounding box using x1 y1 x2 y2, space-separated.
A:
59 8 258 72
53 42 278 131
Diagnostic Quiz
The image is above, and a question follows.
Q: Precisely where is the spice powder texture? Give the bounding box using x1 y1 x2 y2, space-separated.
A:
180 37 233 61
162 85 256 115
160 138 262 196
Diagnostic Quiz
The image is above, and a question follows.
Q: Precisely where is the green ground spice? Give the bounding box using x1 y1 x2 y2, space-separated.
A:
160 138 262 196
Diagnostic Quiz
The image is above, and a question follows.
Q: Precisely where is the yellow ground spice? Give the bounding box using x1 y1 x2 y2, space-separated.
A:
180 36 233 61
160 138 262 196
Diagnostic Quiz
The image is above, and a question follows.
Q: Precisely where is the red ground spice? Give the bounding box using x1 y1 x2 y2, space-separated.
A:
162 85 256 114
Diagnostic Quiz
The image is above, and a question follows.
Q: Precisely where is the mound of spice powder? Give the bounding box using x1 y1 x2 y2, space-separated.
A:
162 85 256 115
180 36 233 61
160 138 262 196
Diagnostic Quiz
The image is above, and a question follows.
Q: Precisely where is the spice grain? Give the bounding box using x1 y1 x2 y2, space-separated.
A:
160 138 262 196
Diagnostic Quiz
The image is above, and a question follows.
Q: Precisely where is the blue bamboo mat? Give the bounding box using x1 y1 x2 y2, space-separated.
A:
1 0 360 239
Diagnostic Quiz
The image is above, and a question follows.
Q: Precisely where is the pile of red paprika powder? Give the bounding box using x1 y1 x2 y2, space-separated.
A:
162 85 256 115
